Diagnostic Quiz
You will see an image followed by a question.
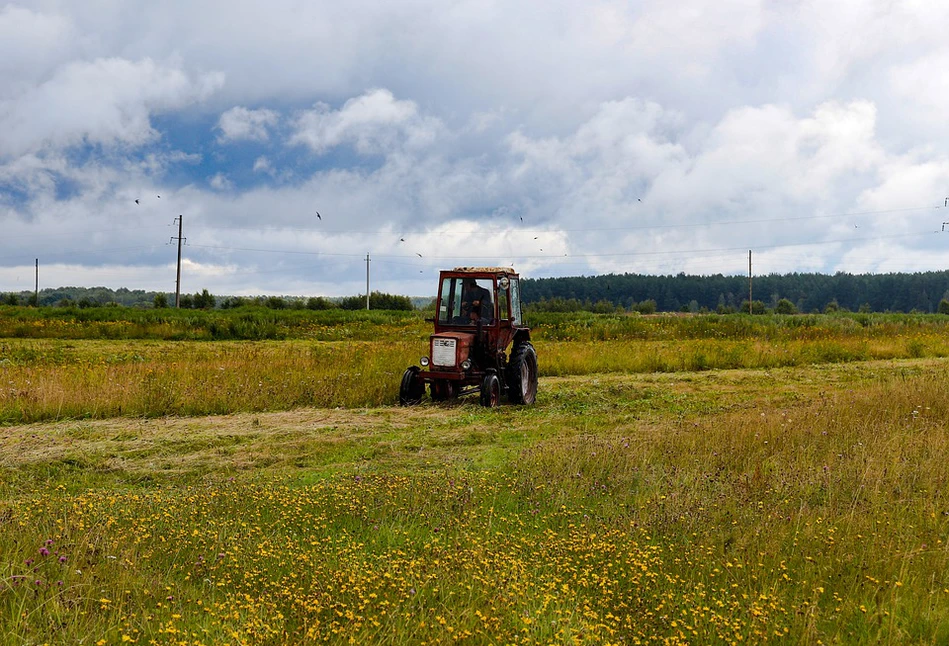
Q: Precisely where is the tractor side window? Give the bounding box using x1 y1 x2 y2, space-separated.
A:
509 278 521 324
437 278 460 324
499 285 510 320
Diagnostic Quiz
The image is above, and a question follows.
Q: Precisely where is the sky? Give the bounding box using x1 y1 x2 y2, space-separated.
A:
2 0 949 298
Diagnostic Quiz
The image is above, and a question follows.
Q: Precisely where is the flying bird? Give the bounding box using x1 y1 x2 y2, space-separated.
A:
416 253 423 257
533 237 538 240
400 238 405 242
316 211 321 221
134 199 139 205
157 195 161 198
520 216 523 222
637 198 642 202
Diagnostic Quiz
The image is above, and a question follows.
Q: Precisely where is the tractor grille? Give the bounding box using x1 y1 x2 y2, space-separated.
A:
432 338 456 367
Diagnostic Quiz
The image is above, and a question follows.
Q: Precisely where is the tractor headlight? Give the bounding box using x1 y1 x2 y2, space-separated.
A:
420 356 430 367
461 359 472 370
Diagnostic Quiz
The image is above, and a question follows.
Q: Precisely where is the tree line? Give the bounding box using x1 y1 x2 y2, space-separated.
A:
521 271 949 314
1 287 414 311
7 270 949 314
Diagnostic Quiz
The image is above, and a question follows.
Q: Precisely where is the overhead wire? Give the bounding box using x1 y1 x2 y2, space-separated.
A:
3 200 948 285
184 204 943 236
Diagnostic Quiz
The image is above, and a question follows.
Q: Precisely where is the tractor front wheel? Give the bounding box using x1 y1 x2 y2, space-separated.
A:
430 379 455 402
479 373 501 408
399 366 425 405
507 342 538 404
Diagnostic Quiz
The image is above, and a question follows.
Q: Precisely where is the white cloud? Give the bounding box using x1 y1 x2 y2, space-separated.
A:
0 57 224 158
290 89 443 155
253 156 273 174
0 5 78 98
216 106 280 143
209 173 233 191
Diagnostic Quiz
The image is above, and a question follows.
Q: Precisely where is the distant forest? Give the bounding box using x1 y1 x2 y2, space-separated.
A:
4 270 949 313
0 287 415 311
520 271 949 314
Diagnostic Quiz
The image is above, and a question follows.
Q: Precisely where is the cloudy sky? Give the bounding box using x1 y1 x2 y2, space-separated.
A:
2 1 949 298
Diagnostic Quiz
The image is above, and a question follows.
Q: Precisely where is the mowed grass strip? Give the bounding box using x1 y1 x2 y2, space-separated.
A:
2 361 949 643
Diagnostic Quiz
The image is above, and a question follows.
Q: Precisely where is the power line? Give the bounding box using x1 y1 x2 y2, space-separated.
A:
184 204 941 237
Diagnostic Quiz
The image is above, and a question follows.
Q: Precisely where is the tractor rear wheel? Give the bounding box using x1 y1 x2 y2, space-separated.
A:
479 373 501 408
399 366 425 405
430 379 455 402
507 342 538 404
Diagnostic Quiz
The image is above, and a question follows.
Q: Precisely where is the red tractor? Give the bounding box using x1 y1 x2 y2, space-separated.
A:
399 267 538 407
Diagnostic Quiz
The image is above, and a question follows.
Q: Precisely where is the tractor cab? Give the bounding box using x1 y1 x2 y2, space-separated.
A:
399 267 537 407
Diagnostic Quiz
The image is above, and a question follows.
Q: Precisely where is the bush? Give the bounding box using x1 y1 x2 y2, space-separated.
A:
306 297 335 310
193 289 215 310
775 298 797 314
939 299 949 315
339 292 414 311
739 300 767 314
634 299 657 314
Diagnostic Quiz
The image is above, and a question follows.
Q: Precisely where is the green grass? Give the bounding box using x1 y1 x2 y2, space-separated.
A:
4 311 949 643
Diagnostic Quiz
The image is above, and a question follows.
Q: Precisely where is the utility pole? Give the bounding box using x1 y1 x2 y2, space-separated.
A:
34 259 38 307
170 215 186 308
748 250 753 315
365 252 371 310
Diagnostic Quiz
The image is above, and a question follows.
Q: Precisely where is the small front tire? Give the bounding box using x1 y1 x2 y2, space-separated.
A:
479 373 501 408
399 366 425 406
430 379 455 402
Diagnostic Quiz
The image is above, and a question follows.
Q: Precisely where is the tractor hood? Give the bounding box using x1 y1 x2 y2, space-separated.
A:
429 331 474 369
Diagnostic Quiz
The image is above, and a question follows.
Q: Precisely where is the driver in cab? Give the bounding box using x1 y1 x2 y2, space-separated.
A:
461 278 493 323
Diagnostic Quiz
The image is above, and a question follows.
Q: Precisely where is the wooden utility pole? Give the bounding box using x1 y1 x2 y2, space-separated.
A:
748 250 753 315
34 259 38 306
171 215 185 308
365 253 371 310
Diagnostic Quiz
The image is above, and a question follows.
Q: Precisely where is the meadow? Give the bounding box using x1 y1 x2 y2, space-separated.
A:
2 308 949 644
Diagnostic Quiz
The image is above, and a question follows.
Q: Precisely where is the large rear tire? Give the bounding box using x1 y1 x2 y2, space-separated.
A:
399 366 425 406
507 342 538 405
479 373 501 408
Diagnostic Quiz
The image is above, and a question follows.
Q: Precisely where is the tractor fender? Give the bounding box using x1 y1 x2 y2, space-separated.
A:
512 328 531 345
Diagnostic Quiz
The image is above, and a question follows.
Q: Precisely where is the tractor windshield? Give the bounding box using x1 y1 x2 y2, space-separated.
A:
438 277 495 325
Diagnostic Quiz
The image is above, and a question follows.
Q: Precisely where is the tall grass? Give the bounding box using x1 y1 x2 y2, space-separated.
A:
0 305 425 341
5 305 949 342
0 341 419 423
4 311 949 423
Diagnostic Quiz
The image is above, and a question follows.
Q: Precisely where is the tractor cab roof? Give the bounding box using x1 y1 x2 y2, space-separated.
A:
445 266 516 277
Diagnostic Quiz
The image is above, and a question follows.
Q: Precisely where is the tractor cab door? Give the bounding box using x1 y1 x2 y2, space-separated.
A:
495 275 521 351
508 277 522 325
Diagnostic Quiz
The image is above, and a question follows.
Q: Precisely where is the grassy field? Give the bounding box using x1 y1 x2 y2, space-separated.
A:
2 310 949 643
